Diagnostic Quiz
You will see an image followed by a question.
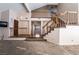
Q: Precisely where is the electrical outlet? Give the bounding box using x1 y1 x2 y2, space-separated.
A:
71 40 74 42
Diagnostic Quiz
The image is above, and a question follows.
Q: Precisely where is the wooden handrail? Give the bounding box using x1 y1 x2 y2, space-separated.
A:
42 15 66 36
43 19 52 28
59 11 77 16
42 11 77 36
59 11 78 25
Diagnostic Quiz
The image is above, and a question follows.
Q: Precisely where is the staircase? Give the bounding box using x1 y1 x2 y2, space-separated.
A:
42 15 66 37
41 15 66 44
42 11 78 45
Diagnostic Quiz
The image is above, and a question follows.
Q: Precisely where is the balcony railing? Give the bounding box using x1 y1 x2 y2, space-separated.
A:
59 11 78 25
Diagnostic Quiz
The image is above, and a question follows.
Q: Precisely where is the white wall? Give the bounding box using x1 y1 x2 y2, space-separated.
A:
59 25 79 45
44 29 60 45
1 10 9 22
0 3 29 37
0 10 17 37
0 3 28 17
9 10 17 29
78 3 79 24
44 25 79 45
0 10 9 40
58 3 78 13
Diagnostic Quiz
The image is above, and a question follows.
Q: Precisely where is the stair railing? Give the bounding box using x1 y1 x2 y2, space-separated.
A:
43 19 53 35
42 11 77 36
42 15 66 36
59 11 78 25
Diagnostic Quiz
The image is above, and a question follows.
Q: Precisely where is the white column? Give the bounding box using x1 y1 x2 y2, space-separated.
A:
28 11 31 34
41 20 43 35
24 3 32 35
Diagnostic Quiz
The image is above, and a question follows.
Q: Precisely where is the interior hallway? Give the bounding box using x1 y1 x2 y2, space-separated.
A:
0 40 79 55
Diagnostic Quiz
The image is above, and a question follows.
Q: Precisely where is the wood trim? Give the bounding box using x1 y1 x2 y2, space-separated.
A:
42 16 66 36
18 27 27 29
32 17 51 18
60 11 77 16
19 20 29 21
10 27 27 29
43 19 52 28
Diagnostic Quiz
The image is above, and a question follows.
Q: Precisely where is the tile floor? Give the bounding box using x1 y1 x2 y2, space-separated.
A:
0 40 79 55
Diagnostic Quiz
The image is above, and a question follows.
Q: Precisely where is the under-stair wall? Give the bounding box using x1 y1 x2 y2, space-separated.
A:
44 25 79 45
59 25 79 45
44 28 60 45
43 10 78 45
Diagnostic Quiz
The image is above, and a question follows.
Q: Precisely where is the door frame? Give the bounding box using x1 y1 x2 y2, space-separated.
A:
31 21 41 37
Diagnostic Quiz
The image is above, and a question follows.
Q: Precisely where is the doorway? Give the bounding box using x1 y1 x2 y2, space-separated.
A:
31 21 41 37
14 20 18 37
